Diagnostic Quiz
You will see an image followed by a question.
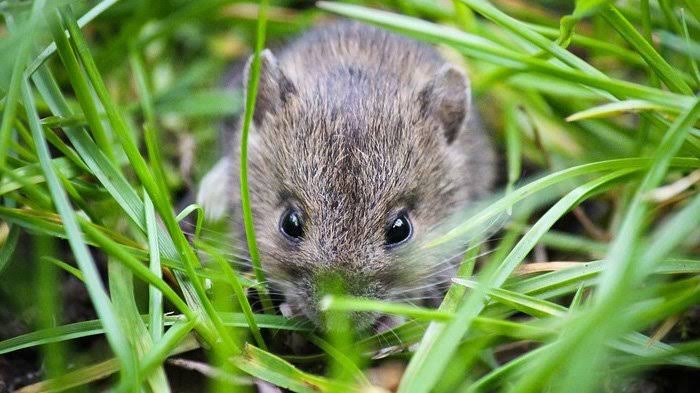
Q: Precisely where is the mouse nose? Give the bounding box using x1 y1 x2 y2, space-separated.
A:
304 269 385 330
312 269 379 299
322 308 380 333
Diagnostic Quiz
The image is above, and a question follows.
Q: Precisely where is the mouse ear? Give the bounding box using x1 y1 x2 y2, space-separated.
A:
243 49 297 127
418 64 471 144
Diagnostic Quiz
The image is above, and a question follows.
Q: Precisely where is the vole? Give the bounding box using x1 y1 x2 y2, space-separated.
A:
198 21 496 331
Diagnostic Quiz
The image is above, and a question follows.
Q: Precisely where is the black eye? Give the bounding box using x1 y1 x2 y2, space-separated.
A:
386 213 412 247
280 209 304 241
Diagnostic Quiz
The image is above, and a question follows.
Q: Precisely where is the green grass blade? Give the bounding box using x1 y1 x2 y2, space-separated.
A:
32 67 185 267
17 337 199 393
599 99 700 296
306 334 369 386
25 0 120 77
144 192 164 343
397 169 635 393
461 0 600 74
317 2 690 110
61 7 234 352
430 158 698 248
20 358 121 393
35 235 66 380
108 260 170 392
175 203 204 240
0 224 20 277
0 313 311 356
239 0 274 313
453 279 568 318
509 98 700 393
45 8 115 161
42 256 84 282
20 76 137 385
602 5 692 95
138 321 199 383
203 244 267 350
79 217 194 320
680 9 700 84
566 99 673 121
320 295 453 321
504 103 522 204
130 50 171 199
234 343 363 393
0 0 43 172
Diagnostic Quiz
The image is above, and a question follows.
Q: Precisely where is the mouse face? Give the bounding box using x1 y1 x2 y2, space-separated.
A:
240 49 477 331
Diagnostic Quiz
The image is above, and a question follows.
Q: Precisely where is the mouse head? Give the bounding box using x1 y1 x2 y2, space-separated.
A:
238 49 474 331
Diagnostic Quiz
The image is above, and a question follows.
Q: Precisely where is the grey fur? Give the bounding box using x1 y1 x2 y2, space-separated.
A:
198 21 496 330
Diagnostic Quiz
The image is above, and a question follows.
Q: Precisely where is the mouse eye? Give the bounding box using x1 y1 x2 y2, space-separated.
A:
386 213 412 247
280 209 304 241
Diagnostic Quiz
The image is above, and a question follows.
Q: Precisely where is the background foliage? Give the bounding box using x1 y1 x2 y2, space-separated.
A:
0 0 699 392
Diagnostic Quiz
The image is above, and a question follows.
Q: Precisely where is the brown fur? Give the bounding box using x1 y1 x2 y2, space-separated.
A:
200 22 496 329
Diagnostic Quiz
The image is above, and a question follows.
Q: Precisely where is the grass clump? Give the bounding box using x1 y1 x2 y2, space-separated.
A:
1 1 699 392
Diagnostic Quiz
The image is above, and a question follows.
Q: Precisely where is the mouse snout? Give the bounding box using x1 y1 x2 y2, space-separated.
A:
288 268 387 331
312 268 385 301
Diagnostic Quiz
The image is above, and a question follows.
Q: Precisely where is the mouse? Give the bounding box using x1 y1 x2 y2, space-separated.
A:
197 21 496 332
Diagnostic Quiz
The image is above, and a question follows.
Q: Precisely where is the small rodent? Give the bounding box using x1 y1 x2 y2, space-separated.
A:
198 21 496 331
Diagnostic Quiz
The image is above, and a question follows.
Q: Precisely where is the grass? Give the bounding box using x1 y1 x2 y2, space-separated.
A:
0 0 698 392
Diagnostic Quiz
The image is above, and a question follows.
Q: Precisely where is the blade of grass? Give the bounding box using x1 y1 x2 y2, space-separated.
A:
602 5 692 95
0 313 311 356
524 23 644 66
31 67 201 280
130 50 170 198
320 295 452 322
175 203 204 240
306 334 369 386
507 224 607 255
233 343 362 393
0 206 149 253
566 100 672 122
658 0 683 35
0 0 44 172
601 100 700 298
239 0 274 313
459 0 700 154
397 169 635 393
61 7 234 352
355 257 700 355
16 335 200 393
42 256 84 282
510 98 700 393
463 0 599 73
680 9 700 84
504 102 522 214
25 0 120 77
20 75 138 387
507 258 700 297
79 217 195 321
440 243 481 312
139 322 199 383
0 224 20 277
108 260 170 392
639 0 658 89
17 358 120 393
32 65 151 232
202 243 267 350
35 235 66 380
45 9 115 161
144 192 164 343
317 2 691 110
453 279 568 318
430 158 698 248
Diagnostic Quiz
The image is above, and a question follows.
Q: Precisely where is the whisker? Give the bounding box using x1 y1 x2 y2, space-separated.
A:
372 318 404 349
